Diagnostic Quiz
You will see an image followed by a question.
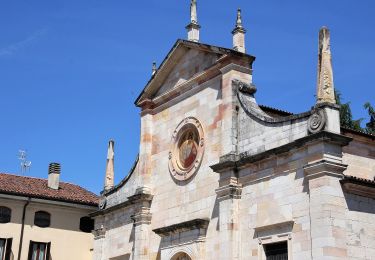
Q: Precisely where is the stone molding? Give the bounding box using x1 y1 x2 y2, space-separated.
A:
341 175 375 199
307 109 326 134
215 183 242 200
135 39 255 109
238 89 312 124
255 220 294 234
131 211 152 226
211 131 352 173
101 154 139 196
168 117 205 182
232 79 257 95
303 159 348 180
91 187 153 218
92 225 106 240
219 63 252 75
129 187 153 226
153 218 209 238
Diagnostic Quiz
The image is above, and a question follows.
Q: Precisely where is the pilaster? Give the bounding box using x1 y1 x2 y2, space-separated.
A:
304 152 349 259
138 113 153 188
215 169 242 260
220 65 252 156
129 187 153 260
92 220 106 260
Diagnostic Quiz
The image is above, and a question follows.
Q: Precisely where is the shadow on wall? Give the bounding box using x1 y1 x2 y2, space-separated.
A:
344 192 375 214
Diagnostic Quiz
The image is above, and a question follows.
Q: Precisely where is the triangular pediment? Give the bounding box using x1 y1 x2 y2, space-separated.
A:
135 40 255 107
154 47 220 97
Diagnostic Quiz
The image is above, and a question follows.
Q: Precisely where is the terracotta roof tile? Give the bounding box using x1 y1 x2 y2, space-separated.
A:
0 173 98 206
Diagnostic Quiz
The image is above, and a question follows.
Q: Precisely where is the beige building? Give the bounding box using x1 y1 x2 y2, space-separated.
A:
92 1 375 260
0 163 98 260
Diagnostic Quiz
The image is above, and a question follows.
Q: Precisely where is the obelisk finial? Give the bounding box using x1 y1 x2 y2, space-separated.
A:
186 0 200 42
316 26 336 104
152 61 157 76
232 8 246 53
236 8 243 29
191 0 198 24
104 140 115 191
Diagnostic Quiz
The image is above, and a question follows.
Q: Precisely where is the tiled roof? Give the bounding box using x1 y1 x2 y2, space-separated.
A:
342 175 375 186
341 127 375 139
259 105 294 117
0 173 98 206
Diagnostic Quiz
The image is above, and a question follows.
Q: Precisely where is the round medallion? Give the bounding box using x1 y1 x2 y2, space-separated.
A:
169 117 204 181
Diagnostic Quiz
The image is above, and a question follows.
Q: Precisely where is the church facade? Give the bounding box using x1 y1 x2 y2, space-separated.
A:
91 2 375 259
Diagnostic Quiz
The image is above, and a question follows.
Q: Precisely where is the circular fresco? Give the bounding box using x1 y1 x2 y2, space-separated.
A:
169 117 204 181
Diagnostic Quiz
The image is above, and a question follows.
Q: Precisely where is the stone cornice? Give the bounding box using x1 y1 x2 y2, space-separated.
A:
215 184 242 200
90 188 153 217
153 218 210 237
341 175 375 199
92 225 106 240
211 131 352 173
303 160 348 180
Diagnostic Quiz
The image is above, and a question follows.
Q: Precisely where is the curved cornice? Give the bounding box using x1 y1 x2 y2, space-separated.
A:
101 154 139 196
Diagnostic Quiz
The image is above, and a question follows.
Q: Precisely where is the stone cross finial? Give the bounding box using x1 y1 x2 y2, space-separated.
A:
104 140 115 191
186 0 200 42
152 61 157 76
232 8 246 53
316 26 336 104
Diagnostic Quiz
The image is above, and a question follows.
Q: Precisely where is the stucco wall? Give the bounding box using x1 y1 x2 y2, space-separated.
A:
0 197 95 260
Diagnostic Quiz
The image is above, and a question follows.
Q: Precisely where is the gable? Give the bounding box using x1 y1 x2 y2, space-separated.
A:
154 48 220 98
135 40 255 107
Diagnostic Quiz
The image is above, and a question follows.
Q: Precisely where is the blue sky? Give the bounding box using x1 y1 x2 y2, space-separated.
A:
0 0 374 194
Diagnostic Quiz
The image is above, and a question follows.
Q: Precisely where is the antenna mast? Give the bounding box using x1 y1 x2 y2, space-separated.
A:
18 150 31 174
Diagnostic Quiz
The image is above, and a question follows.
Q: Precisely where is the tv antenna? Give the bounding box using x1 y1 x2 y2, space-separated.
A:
18 150 31 174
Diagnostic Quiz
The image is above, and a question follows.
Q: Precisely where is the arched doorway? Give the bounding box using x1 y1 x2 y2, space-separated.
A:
171 252 192 260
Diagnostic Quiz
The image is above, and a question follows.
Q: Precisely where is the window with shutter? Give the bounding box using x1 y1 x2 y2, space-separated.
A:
0 239 5 260
28 241 50 260
0 238 13 260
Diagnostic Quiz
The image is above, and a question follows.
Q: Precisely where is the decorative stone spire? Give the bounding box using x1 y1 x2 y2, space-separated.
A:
104 140 115 191
316 26 336 104
186 0 200 42
152 61 157 76
232 8 246 53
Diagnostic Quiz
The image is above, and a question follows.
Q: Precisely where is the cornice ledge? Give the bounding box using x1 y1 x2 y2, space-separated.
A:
90 187 153 217
219 63 252 75
341 175 375 199
303 159 348 180
215 184 242 200
153 218 210 237
255 220 294 233
210 131 353 172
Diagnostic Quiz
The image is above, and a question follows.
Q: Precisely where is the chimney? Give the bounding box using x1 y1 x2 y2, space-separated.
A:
186 0 200 42
104 140 115 191
48 163 61 190
232 8 246 53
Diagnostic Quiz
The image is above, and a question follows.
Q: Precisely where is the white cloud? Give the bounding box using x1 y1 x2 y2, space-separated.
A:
0 28 47 57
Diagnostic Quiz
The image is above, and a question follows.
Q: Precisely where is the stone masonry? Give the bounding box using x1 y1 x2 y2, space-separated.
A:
91 2 375 260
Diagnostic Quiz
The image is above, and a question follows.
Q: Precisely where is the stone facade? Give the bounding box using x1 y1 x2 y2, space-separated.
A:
91 6 375 260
